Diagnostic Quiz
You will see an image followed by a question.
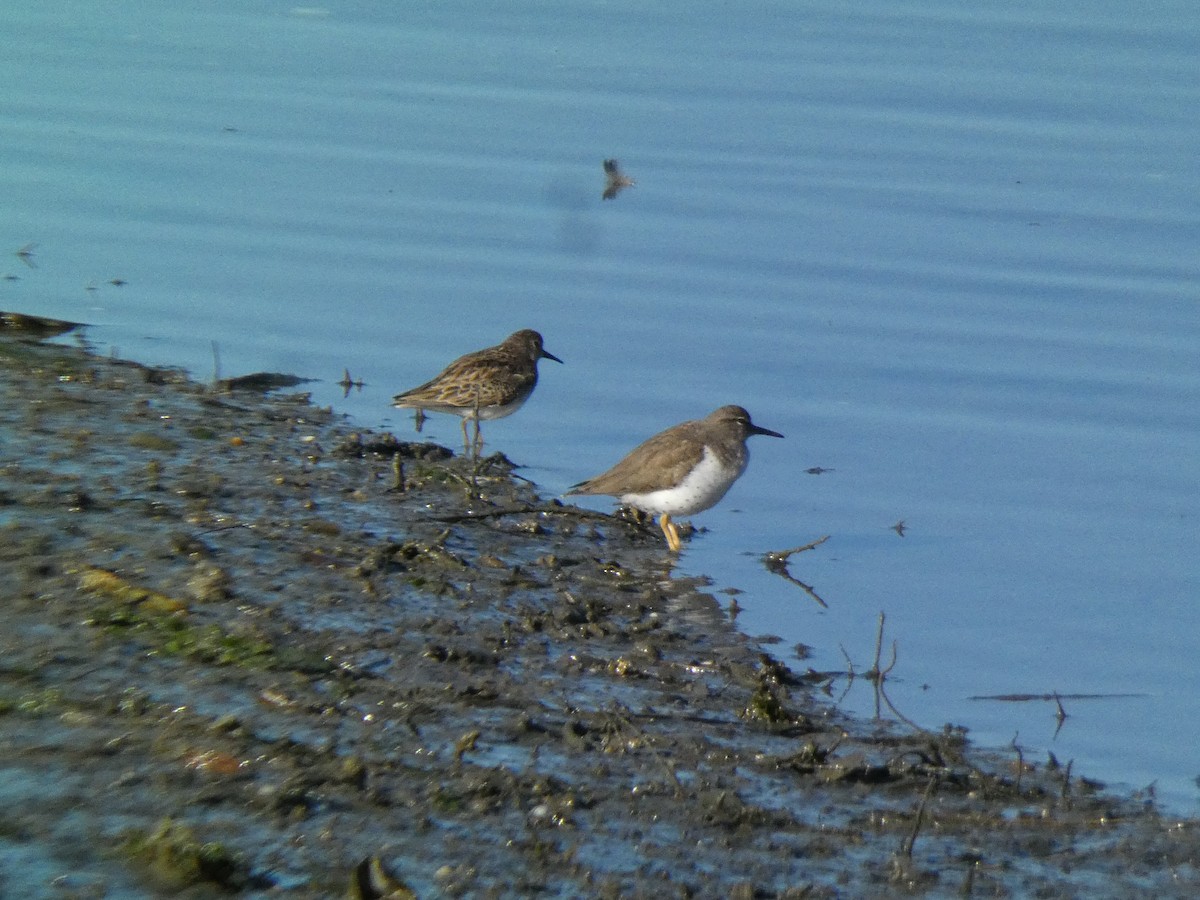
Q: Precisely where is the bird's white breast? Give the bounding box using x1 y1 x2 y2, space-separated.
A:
619 447 744 518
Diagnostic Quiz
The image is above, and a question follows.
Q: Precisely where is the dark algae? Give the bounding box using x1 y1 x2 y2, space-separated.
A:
1 336 1198 897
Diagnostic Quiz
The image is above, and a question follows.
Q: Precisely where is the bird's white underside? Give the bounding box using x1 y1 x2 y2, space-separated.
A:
408 389 533 421
619 447 747 518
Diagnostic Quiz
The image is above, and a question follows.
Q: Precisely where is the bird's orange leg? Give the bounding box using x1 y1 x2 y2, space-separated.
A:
659 514 682 552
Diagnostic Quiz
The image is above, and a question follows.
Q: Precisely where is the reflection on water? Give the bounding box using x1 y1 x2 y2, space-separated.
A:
3 0 1199 811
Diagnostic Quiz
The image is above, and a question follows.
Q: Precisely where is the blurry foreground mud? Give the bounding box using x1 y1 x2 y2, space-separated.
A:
1 336 1198 898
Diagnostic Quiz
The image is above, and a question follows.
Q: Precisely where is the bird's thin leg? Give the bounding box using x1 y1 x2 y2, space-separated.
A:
469 389 485 457
659 514 682 553
459 417 472 456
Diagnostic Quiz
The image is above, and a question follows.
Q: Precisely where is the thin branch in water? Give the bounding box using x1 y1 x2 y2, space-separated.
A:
865 611 899 681
838 644 856 680
1052 690 1069 738
762 535 830 607
828 613 926 732
870 613 887 719
971 689 1092 737
869 611 887 678
769 534 831 557
834 644 857 706
900 775 939 859
1009 734 1029 794
864 612 925 732
338 368 365 397
876 678 928 734
970 691 1144 702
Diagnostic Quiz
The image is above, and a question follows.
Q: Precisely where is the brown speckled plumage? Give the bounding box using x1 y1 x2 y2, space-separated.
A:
392 329 561 450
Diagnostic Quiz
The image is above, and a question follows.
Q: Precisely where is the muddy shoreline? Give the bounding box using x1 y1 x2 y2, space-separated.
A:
1 335 1197 898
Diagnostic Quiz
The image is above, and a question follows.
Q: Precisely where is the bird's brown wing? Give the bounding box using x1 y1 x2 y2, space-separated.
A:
393 347 531 410
569 421 704 496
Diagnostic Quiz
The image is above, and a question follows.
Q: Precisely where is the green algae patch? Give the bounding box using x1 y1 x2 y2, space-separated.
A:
154 621 276 668
78 568 280 668
78 565 188 614
92 605 277 669
0 687 68 717
123 818 259 892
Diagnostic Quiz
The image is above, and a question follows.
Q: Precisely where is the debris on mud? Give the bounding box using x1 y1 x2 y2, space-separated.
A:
1 335 1198 898
0 310 82 338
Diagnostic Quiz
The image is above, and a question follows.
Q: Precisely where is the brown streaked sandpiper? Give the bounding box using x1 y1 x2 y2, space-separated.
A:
567 405 783 552
602 159 635 200
392 329 562 452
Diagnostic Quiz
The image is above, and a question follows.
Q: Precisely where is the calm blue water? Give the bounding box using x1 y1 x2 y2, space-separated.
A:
4 1 1199 811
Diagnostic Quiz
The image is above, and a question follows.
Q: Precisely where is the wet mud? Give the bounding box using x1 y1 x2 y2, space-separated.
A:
1 336 1198 898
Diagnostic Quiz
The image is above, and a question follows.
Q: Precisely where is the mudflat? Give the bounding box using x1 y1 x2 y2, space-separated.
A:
1 335 1196 898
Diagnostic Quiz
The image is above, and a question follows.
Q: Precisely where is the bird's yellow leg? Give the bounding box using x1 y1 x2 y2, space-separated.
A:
659 514 682 552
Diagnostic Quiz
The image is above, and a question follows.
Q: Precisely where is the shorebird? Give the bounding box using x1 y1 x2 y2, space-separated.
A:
392 329 561 453
568 405 782 551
